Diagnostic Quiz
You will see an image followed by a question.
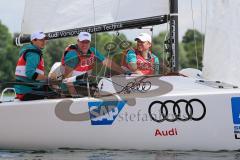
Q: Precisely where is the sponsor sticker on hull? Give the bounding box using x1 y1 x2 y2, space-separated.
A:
155 128 178 137
148 99 206 123
88 100 126 125
231 97 240 139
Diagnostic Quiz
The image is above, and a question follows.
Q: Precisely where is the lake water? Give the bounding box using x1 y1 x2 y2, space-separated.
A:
0 149 240 160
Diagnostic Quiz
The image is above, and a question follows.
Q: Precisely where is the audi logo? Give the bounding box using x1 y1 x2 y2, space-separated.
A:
148 99 206 122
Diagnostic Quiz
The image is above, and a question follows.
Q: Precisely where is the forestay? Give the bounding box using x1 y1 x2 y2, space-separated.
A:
202 0 240 86
21 0 169 34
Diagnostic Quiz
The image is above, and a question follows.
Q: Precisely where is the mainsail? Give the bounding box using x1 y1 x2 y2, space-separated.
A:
18 0 179 71
203 0 240 86
22 0 169 34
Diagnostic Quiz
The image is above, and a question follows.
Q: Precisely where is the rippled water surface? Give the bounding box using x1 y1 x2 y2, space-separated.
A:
0 149 240 160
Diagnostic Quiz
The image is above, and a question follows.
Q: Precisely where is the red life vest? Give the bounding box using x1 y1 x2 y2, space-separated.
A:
122 49 155 75
15 49 45 78
61 45 96 76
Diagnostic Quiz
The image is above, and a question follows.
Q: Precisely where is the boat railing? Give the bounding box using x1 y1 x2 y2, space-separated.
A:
0 88 16 103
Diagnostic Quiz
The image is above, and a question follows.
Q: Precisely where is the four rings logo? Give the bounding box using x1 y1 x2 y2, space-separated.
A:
148 99 206 122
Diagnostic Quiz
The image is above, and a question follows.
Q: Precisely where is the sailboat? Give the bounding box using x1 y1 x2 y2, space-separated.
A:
0 0 240 151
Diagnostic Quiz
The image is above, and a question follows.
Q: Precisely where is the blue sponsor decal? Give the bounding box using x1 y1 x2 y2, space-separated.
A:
234 126 240 139
88 100 126 125
231 97 240 124
234 126 240 133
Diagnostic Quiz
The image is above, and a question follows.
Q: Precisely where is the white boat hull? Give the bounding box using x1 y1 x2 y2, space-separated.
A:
0 76 240 150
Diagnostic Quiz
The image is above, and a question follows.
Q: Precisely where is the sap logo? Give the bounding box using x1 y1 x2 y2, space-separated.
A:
88 100 126 125
90 105 118 121
231 97 240 124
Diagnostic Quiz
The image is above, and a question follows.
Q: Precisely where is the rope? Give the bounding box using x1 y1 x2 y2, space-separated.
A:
92 0 120 79
92 0 98 81
203 0 209 58
190 0 199 70
200 0 204 57
163 18 170 73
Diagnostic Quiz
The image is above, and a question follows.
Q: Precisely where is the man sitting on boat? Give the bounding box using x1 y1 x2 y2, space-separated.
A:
61 32 126 97
122 33 160 75
15 31 55 101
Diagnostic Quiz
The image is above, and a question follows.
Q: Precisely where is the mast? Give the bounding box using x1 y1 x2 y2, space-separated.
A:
169 0 179 72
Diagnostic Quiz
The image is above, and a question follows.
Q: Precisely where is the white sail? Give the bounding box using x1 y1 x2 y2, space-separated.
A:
202 0 240 86
21 0 169 34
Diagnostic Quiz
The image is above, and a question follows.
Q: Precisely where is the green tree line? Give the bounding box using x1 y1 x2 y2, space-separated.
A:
0 21 204 83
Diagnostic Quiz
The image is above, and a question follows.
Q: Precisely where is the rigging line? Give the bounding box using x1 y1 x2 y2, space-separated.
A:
112 23 147 51
203 0 208 57
162 30 168 73
104 32 119 77
96 77 152 96
94 34 119 79
90 74 156 88
96 75 163 98
200 0 204 58
190 0 199 70
163 16 170 73
150 26 154 57
92 0 98 82
113 32 134 52
19 0 28 43
110 0 159 55
160 11 170 74
102 0 121 78
149 26 160 74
